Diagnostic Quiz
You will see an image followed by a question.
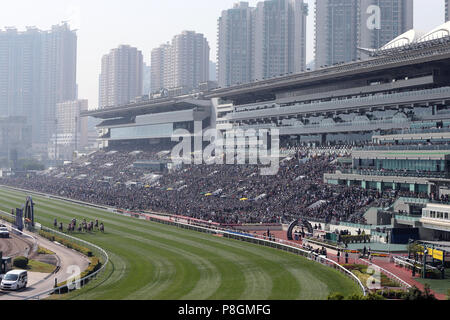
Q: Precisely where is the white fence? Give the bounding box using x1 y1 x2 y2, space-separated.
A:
0 208 109 300
147 215 367 296
0 186 366 298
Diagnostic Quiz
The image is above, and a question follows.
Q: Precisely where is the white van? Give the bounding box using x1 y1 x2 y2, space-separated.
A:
0 270 27 291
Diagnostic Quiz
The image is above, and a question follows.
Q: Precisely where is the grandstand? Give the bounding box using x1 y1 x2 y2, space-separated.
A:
206 24 450 147
324 143 450 196
82 93 212 150
2 22 450 259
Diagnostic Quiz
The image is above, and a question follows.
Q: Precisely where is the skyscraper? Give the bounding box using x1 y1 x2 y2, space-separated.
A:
143 62 152 95
151 31 209 93
53 99 88 160
41 24 78 147
217 2 254 87
359 0 414 51
0 23 77 150
446 0 449 22
150 43 171 93
217 0 308 87
315 0 359 68
253 0 308 80
99 45 143 109
315 0 413 68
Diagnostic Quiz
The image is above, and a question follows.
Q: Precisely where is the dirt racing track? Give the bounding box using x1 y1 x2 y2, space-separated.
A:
0 230 33 259
0 223 90 300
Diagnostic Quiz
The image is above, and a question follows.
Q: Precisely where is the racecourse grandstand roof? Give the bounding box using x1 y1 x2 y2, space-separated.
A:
81 95 211 119
380 22 450 51
380 29 426 50
417 21 450 43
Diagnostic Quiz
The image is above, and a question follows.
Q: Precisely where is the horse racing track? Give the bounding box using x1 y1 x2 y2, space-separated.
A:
0 186 360 300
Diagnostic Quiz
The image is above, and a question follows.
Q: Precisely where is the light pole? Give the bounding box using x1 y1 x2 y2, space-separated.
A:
75 116 78 157
54 119 58 164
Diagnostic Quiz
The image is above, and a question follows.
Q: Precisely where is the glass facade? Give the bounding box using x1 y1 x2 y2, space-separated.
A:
110 123 174 140
354 159 448 174
377 159 446 172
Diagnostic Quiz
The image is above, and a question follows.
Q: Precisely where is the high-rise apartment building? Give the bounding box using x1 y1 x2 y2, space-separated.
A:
143 62 152 95
52 99 88 160
446 0 449 22
0 23 77 150
99 45 143 108
150 43 171 93
217 0 308 87
209 61 217 82
217 2 254 87
315 0 413 68
254 0 308 80
151 31 209 93
359 0 414 51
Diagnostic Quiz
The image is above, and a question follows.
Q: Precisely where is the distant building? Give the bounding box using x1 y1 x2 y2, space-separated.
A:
143 62 152 95
0 116 32 167
51 100 88 161
99 45 143 109
254 0 308 80
0 23 77 152
217 0 308 87
217 1 254 87
209 61 217 82
446 0 449 22
151 31 209 93
150 43 171 94
315 0 413 68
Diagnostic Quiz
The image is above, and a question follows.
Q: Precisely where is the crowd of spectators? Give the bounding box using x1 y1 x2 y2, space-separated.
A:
0 144 432 226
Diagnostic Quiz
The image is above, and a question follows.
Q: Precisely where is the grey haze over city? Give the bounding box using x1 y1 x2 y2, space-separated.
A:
0 0 444 109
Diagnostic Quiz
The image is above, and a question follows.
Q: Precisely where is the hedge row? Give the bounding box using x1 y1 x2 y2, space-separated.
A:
13 256 29 269
37 229 103 294
341 235 371 244
39 230 93 257
55 256 102 293
0 214 16 225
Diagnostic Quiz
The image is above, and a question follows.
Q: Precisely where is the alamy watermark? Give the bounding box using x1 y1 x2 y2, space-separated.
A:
366 5 381 31
66 265 81 291
171 121 280 176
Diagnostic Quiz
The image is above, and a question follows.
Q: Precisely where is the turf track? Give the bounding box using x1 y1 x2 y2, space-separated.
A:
0 186 360 300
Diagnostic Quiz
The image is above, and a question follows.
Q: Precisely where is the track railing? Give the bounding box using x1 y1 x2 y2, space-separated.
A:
147 215 367 296
0 207 109 300
360 258 412 289
23 226 109 300
1 186 365 297
0 210 38 259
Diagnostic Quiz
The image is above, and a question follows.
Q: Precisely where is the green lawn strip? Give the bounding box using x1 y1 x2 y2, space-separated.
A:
0 187 361 300
37 246 55 255
345 264 400 288
21 259 56 274
415 276 450 295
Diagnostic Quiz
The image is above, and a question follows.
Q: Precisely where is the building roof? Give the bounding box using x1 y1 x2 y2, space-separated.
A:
379 22 450 51
380 29 426 50
417 21 450 43
81 96 211 120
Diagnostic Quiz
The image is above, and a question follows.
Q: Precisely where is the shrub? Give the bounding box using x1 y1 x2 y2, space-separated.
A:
54 256 102 293
38 246 55 255
402 285 437 300
13 256 29 269
327 292 345 300
39 230 93 257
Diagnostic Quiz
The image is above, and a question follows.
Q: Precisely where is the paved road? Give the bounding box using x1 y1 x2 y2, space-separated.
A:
0 225 90 300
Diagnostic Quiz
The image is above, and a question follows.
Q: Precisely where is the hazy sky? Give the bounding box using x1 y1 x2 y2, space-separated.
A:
0 0 445 109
